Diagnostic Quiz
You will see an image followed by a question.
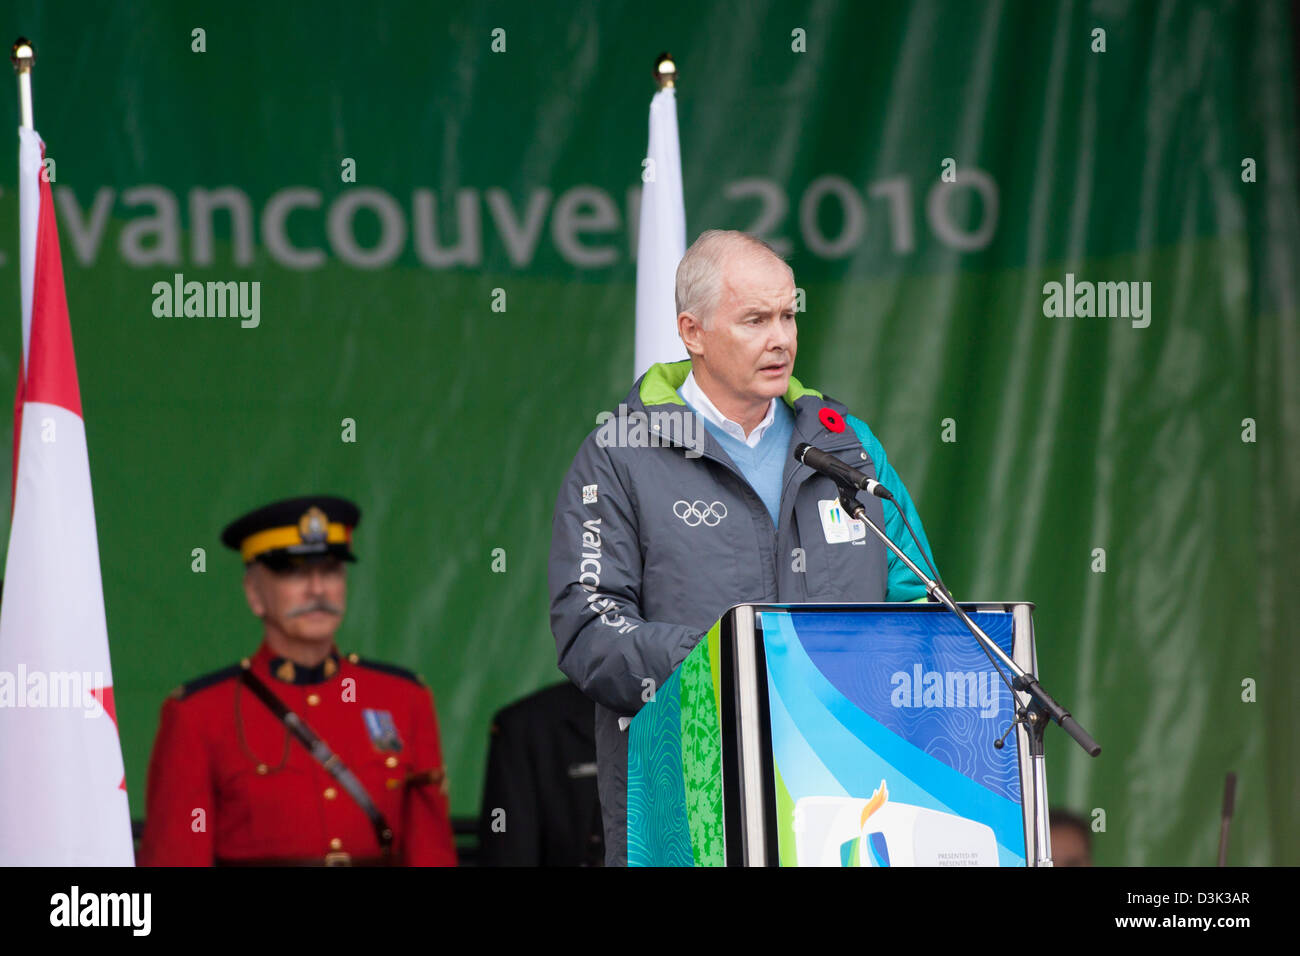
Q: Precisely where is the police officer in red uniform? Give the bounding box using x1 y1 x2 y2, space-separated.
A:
138 496 457 866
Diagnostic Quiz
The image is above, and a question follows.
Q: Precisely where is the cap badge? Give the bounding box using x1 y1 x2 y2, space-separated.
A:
298 506 329 544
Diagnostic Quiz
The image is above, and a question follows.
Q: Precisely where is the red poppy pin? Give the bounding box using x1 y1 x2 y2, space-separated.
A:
819 407 846 433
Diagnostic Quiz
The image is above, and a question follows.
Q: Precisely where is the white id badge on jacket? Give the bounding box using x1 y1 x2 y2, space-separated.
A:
818 498 867 544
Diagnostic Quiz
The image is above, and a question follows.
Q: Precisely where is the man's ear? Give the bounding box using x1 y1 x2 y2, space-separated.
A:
242 564 266 617
678 311 705 357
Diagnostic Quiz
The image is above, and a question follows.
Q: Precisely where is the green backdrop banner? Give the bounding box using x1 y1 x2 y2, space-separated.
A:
0 0 1295 865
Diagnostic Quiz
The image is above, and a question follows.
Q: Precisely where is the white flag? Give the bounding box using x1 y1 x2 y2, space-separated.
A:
634 86 688 379
0 128 134 865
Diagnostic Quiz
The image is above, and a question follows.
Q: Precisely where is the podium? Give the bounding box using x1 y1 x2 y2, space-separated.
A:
627 602 1045 866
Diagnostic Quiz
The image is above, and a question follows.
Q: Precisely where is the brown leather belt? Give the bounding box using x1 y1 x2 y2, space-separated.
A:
216 853 389 867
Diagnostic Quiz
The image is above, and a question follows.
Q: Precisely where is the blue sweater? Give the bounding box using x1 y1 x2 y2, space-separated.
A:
678 394 795 526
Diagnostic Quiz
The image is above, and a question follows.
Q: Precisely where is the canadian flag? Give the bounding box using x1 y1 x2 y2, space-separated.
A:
0 127 134 864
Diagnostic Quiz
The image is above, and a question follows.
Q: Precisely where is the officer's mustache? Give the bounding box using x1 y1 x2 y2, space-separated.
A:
286 600 343 618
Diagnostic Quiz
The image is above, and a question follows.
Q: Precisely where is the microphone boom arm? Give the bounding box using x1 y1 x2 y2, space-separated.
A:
834 486 1101 759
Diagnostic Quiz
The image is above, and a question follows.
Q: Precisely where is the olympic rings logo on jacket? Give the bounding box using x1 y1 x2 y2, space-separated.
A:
672 500 728 527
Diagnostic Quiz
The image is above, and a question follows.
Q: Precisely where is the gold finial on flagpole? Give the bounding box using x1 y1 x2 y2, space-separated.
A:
12 37 35 129
10 37 34 72
654 52 676 90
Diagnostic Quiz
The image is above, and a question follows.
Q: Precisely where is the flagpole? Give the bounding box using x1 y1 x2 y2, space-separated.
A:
11 37 34 130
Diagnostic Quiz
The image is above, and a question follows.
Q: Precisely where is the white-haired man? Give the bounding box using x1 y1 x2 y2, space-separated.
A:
549 230 937 865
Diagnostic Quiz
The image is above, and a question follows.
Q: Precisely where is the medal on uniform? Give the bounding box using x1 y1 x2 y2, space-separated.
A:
362 708 403 752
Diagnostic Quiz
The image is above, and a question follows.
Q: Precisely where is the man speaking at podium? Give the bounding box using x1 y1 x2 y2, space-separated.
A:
549 230 938 866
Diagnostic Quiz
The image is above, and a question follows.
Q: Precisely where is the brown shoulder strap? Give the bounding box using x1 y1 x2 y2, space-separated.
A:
239 668 393 855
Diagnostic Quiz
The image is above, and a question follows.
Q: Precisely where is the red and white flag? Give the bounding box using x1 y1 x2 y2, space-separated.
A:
0 127 133 865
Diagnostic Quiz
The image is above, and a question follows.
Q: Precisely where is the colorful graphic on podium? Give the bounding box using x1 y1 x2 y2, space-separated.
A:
794 781 1000 867
761 608 1027 867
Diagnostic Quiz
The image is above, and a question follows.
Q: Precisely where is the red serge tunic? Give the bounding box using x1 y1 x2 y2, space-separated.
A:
138 643 456 866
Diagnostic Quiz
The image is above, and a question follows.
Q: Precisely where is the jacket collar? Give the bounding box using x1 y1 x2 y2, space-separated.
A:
256 642 342 685
631 360 860 456
636 359 823 410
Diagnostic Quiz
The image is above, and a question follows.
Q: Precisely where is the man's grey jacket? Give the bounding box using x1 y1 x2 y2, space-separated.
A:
548 360 936 866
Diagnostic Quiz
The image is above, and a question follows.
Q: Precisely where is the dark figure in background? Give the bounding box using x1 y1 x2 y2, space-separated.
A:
1049 807 1094 866
477 681 604 866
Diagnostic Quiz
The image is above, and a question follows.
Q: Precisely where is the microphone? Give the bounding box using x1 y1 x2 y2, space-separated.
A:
794 443 894 500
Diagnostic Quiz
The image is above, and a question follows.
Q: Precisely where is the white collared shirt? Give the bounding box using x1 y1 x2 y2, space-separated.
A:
679 370 777 448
